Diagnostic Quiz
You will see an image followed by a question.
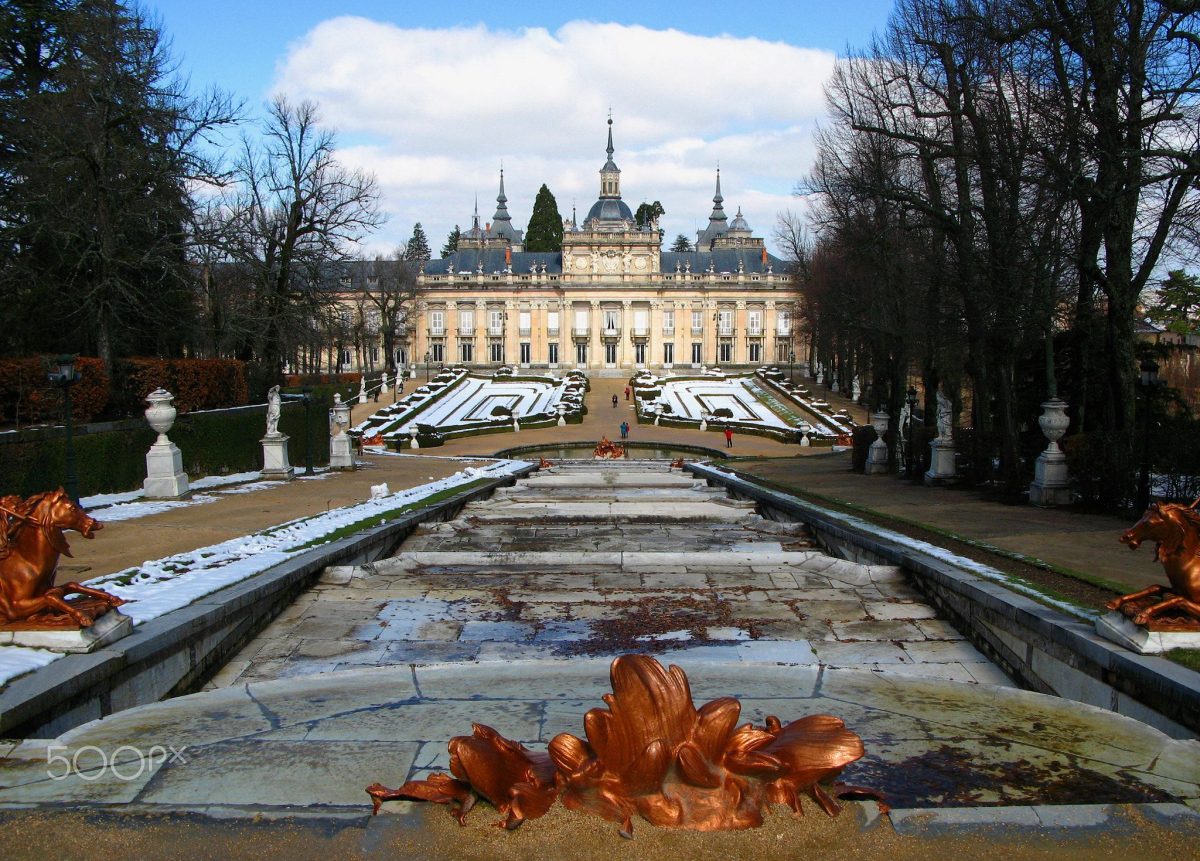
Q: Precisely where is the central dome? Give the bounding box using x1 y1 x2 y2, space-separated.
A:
585 197 634 224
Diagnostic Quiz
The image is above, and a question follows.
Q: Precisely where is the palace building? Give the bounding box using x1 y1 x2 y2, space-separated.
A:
406 119 798 374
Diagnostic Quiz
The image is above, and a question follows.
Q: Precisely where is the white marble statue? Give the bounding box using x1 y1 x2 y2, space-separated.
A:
265 385 281 437
936 388 953 440
380 370 389 396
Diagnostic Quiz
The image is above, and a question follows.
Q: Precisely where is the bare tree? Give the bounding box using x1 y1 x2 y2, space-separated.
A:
216 96 382 389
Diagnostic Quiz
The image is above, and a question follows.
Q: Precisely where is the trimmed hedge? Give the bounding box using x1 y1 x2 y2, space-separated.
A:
0 356 110 425
0 397 333 498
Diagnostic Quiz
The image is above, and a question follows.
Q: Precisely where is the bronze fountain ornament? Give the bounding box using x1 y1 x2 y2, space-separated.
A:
367 654 871 837
0 488 123 627
1109 497 1200 625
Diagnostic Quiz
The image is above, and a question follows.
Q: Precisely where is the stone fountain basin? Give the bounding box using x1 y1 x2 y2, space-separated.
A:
1 659 1195 814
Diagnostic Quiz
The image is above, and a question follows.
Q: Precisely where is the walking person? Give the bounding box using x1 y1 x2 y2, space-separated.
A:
612 394 618 408
724 425 733 448
624 385 631 401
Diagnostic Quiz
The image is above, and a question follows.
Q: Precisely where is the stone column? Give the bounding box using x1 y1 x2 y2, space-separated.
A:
142 388 191 498
1029 398 1072 506
864 411 890 475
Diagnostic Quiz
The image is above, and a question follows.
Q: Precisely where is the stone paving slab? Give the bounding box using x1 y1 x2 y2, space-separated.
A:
3 662 1196 815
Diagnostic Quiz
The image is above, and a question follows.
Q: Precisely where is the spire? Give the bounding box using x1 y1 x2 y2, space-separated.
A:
497 167 507 206
599 114 621 198
712 168 725 215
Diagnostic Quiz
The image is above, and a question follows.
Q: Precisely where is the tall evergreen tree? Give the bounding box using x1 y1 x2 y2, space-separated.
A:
403 222 431 262
670 234 693 252
441 225 461 257
635 201 665 229
525 184 563 252
0 0 237 364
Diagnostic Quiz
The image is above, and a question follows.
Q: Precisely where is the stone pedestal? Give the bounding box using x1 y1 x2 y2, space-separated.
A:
0 609 132 653
924 438 957 485
143 441 190 498
261 434 295 480
1029 398 1071 506
865 411 890 475
330 434 355 470
1096 611 1200 654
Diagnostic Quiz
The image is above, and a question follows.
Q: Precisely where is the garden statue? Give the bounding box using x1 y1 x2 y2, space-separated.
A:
1108 499 1200 625
265 385 282 437
367 655 870 836
935 388 953 440
593 437 625 459
0 489 123 627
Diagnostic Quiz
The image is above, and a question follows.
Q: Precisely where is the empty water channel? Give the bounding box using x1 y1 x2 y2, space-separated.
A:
182 459 1196 811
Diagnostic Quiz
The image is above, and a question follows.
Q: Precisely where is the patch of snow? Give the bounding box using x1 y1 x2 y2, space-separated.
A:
0 459 529 688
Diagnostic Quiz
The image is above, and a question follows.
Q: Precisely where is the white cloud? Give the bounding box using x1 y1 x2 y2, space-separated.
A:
273 18 835 256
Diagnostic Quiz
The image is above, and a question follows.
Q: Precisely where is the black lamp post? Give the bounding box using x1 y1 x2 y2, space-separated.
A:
301 386 314 476
1136 357 1160 511
48 354 80 502
424 350 432 382
906 385 919 479
788 350 795 384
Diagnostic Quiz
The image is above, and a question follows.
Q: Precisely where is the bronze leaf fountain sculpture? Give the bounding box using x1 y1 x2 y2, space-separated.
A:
0 488 123 627
1109 498 1200 625
367 654 869 837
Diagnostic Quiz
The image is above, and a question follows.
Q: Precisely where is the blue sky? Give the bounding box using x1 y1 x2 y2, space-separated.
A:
143 1 898 255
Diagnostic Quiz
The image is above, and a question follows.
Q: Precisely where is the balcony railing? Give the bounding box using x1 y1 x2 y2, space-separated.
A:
572 327 590 337
519 328 531 337
428 328 445 337
631 327 649 337
690 327 703 335
718 328 734 337
487 326 504 336
662 326 675 335
603 327 620 336
747 327 763 336
547 327 560 336
458 327 474 336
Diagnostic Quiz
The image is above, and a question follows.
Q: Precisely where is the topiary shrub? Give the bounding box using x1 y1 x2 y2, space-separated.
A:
712 407 733 419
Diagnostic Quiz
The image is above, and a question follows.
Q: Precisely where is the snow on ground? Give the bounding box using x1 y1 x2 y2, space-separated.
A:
394 376 566 433
653 376 796 429
0 459 529 688
80 471 333 523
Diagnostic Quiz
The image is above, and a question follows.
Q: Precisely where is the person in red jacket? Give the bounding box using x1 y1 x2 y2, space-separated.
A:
724 426 734 448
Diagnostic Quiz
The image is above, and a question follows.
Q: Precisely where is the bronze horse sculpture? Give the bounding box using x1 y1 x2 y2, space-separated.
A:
1109 498 1200 625
0 488 123 627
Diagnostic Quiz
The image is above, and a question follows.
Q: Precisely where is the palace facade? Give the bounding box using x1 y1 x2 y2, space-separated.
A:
405 119 799 375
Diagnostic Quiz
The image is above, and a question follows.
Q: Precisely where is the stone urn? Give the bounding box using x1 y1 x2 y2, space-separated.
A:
1037 398 1070 453
870 411 889 441
144 388 177 445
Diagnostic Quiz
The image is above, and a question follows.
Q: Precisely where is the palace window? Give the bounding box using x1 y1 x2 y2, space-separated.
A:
430 343 444 363
662 310 674 333
691 342 702 364
430 310 445 336
576 342 588 364
604 309 620 331
777 310 791 334
547 310 560 335
458 308 474 334
460 342 474 363
719 342 732 363
748 342 761 363
748 308 762 334
691 310 703 333
548 343 559 364
520 342 531 364
604 343 618 364
718 309 734 336
663 342 674 365
489 342 504 362
634 343 646 364
488 309 504 335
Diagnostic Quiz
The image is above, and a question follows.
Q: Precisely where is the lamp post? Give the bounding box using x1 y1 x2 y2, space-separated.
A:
424 350 432 382
1136 357 1160 511
788 350 795 384
48 354 80 502
301 386 314 476
906 385 919 479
